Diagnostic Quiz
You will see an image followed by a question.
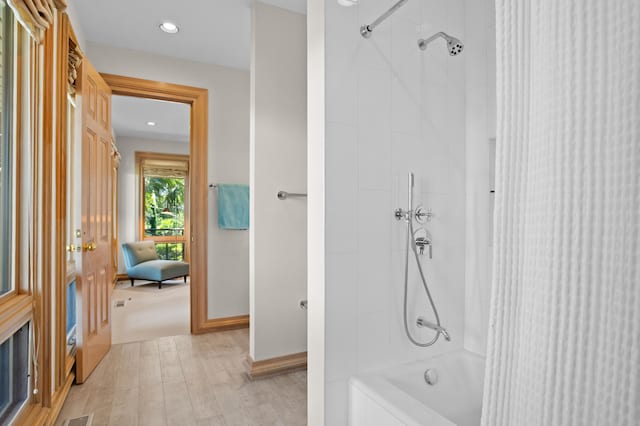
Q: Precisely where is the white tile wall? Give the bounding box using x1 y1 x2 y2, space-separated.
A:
463 0 496 356
324 0 470 423
326 380 350 426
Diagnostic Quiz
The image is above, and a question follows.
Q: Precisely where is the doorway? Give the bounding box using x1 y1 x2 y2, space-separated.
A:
101 73 211 336
110 94 192 344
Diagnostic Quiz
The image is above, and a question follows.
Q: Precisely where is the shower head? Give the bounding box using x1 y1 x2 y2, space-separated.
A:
418 32 464 56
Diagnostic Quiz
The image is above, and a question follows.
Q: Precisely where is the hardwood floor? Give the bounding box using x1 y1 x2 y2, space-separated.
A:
56 329 307 426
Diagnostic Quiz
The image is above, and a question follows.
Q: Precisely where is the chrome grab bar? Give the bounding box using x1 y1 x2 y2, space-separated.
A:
277 191 307 200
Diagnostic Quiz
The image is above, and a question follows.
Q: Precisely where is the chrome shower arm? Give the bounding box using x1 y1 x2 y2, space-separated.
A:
418 32 447 48
418 31 464 55
360 0 408 38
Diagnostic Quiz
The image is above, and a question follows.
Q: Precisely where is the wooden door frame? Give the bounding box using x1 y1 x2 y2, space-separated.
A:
100 74 209 333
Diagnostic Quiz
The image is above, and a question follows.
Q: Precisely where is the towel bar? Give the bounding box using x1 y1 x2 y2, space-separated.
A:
277 191 307 200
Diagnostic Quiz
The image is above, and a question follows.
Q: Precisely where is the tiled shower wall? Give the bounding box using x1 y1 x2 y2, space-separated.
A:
323 0 467 423
464 0 496 356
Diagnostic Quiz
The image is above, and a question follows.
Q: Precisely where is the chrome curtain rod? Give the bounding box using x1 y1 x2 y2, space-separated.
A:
360 0 408 38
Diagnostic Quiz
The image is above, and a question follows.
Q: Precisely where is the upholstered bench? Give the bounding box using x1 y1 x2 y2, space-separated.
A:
122 241 190 289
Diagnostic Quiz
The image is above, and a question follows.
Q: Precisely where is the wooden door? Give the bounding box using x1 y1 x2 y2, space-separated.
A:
76 59 113 383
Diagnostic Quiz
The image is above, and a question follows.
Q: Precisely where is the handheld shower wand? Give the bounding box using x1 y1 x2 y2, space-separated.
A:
398 173 449 346
418 32 464 56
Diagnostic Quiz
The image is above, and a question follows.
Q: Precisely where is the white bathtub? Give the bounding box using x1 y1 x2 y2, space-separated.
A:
349 350 485 426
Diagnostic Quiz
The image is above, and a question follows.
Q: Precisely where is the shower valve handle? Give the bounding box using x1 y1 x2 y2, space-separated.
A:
415 237 433 258
394 208 410 221
415 207 433 223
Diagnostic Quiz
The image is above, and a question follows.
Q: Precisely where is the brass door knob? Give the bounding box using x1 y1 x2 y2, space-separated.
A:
83 241 97 252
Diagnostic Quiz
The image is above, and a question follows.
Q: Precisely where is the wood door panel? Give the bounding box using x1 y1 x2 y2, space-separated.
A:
85 272 96 335
87 76 97 120
99 93 110 129
98 137 111 243
77 59 113 383
98 266 109 324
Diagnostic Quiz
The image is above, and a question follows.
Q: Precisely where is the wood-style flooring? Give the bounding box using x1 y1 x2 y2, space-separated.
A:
56 329 307 426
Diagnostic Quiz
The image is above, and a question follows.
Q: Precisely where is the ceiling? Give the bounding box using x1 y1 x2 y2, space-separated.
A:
73 0 307 70
112 96 190 143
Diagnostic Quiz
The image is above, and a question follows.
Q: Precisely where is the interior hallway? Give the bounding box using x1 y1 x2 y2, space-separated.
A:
56 329 307 426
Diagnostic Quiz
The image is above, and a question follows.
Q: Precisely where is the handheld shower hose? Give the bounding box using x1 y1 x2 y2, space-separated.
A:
402 174 445 346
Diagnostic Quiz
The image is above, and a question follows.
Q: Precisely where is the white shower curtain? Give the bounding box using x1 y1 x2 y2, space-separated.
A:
482 1 639 425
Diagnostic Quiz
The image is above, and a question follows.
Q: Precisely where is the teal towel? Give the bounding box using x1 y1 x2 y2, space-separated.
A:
217 184 249 230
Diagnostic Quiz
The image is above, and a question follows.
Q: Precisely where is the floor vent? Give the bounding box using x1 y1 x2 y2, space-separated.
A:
114 299 126 308
63 414 93 426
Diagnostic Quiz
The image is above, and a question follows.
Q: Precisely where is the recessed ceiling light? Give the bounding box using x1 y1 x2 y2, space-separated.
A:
146 121 156 126
159 21 179 34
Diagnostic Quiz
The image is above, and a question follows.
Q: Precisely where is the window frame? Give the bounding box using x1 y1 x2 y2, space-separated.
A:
0 319 31 424
0 5 39 424
135 151 190 262
0 0 17 304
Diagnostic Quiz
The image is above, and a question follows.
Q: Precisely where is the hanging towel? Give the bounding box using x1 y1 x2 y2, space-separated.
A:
217 184 249 230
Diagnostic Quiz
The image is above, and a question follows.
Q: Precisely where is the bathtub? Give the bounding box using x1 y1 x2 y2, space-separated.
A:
349 350 485 426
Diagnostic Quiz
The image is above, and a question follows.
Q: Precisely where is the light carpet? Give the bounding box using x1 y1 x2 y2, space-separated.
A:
111 278 190 345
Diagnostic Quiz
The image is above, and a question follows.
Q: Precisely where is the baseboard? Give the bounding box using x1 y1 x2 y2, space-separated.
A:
193 314 249 334
45 372 74 426
245 351 307 380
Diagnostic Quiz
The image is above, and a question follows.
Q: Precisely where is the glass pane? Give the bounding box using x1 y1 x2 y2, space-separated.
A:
154 242 185 261
0 1 14 297
143 176 185 238
0 322 30 423
66 280 77 354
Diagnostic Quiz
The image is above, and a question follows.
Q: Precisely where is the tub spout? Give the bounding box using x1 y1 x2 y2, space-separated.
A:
416 317 451 341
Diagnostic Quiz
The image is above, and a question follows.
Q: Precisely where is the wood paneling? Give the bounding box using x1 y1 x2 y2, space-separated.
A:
44 372 74 426
54 11 71 391
101 74 210 334
0 295 33 344
39 18 55 408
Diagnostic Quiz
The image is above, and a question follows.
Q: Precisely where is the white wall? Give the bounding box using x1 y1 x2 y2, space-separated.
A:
250 2 307 361
311 0 468 424
463 0 496 356
306 0 325 422
65 1 87 52
114 136 190 274
85 43 250 319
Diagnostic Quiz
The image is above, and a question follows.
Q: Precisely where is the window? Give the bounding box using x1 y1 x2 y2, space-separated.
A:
137 153 189 261
0 322 30 424
0 0 38 421
0 0 14 298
